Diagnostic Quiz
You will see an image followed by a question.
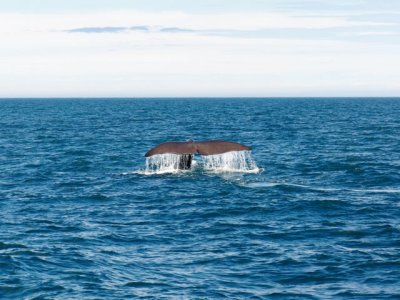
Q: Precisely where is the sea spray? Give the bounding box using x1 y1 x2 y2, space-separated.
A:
142 151 259 174
202 151 259 173
145 153 184 174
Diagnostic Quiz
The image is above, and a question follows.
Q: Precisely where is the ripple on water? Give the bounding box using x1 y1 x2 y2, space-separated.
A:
1 99 400 298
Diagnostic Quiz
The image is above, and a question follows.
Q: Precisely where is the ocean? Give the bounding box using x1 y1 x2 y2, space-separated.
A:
1 98 399 299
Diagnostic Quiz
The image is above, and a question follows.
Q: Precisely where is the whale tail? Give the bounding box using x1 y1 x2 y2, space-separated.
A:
145 140 250 170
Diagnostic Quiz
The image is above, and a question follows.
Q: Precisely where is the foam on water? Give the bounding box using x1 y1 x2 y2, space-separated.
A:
241 181 400 194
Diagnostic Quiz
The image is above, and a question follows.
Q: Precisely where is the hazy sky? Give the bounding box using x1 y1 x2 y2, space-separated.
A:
1 0 399 97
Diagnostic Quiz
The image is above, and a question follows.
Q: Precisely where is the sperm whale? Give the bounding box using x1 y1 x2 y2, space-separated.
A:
145 140 251 169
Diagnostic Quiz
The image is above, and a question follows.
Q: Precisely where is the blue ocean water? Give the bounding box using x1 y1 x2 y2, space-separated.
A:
0 98 400 299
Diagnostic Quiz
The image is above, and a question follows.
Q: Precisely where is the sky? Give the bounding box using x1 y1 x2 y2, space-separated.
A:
0 0 399 97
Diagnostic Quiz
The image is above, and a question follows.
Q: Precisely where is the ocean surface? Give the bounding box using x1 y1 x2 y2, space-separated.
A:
1 98 400 299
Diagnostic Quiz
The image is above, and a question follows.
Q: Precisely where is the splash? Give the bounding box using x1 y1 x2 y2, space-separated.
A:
143 153 186 175
137 151 259 175
202 151 260 173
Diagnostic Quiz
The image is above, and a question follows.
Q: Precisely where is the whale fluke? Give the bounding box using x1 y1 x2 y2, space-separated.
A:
145 140 250 157
145 141 197 157
195 140 250 155
145 140 252 170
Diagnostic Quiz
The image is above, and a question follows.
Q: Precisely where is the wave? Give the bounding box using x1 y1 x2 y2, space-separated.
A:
351 188 400 194
241 181 400 194
241 181 339 191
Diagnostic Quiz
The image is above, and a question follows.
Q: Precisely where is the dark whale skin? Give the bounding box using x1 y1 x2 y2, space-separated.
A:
145 141 197 157
195 140 250 156
145 140 250 157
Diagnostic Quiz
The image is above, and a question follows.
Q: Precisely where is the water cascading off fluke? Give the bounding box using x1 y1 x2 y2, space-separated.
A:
143 140 259 174
143 151 259 174
202 151 259 173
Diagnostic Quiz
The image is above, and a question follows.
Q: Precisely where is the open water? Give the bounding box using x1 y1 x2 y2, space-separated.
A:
1 98 400 299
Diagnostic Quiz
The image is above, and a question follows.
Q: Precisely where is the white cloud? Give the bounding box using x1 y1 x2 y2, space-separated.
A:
0 10 399 96
0 10 386 33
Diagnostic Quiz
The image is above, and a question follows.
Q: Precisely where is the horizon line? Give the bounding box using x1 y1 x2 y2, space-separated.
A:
1 96 400 100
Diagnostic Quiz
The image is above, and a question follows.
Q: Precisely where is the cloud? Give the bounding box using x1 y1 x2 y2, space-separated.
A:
68 26 129 33
130 26 149 31
0 10 389 34
159 27 194 33
66 26 193 34
0 9 399 97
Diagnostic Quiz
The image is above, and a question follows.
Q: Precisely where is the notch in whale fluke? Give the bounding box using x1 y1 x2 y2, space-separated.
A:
145 140 250 157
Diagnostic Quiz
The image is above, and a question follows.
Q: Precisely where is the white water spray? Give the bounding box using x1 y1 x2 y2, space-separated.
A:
144 153 185 174
138 150 259 175
202 151 259 173
136 151 262 175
